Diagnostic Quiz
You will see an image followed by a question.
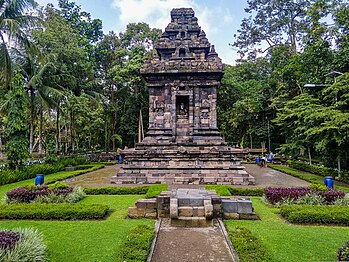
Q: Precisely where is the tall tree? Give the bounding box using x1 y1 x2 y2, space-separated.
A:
0 0 38 87
5 73 29 168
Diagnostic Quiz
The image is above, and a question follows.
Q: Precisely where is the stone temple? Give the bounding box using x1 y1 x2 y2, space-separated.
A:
112 8 255 185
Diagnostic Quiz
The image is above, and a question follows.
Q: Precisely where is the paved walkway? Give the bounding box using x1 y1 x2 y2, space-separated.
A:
243 164 310 188
64 163 310 189
151 219 235 262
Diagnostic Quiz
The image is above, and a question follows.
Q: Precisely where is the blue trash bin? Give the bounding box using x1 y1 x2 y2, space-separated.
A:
35 174 44 186
324 176 334 189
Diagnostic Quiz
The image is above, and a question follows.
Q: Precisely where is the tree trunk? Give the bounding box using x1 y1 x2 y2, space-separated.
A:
308 146 312 165
29 90 35 155
39 106 43 158
56 103 60 154
70 109 75 153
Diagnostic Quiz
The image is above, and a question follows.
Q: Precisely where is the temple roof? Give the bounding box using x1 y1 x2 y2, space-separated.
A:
141 8 223 75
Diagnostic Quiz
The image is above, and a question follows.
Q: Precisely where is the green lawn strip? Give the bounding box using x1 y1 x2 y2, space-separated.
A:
225 197 349 262
269 164 349 192
0 195 154 262
116 224 155 262
205 185 232 196
0 164 104 198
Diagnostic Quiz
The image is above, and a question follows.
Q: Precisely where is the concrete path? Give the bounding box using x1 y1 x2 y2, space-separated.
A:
151 219 236 262
64 163 310 188
243 164 310 188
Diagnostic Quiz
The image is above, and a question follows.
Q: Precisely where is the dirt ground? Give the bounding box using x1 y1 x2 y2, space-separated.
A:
151 219 235 262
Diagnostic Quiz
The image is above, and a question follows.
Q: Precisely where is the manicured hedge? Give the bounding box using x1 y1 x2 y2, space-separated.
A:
0 203 109 220
228 226 270 262
116 224 154 262
280 205 349 225
84 186 149 195
205 185 232 196
229 187 264 196
288 160 349 182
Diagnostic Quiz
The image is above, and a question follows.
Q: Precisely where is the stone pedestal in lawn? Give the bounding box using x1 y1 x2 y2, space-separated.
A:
128 189 258 226
111 8 255 186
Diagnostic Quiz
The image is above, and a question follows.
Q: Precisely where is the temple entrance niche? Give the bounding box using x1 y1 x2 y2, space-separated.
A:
176 96 189 119
176 95 190 140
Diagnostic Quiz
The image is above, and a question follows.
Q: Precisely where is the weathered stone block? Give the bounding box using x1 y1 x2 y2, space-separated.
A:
204 199 213 219
158 209 170 218
221 199 238 213
136 201 147 209
178 207 193 217
170 198 178 219
237 200 253 214
128 207 145 218
223 212 239 219
239 213 259 220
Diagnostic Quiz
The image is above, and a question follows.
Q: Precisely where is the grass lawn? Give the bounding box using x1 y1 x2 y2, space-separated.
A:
0 195 153 262
0 166 153 262
269 164 349 193
0 164 104 198
225 197 349 262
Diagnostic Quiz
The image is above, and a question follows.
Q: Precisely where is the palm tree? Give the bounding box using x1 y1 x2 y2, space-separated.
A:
23 52 64 156
0 0 38 87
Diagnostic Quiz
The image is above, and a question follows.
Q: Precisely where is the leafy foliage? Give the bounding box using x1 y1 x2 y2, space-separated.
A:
338 240 349 261
4 73 30 169
0 230 20 250
0 228 47 262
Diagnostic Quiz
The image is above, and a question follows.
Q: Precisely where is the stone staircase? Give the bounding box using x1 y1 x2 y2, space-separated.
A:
169 189 215 227
128 189 258 227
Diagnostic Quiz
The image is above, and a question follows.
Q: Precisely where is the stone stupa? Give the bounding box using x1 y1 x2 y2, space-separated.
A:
112 8 255 185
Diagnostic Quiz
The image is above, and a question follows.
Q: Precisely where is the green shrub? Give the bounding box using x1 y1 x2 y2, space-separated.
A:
229 226 271 262
229 187 264 196
145 185 168 198
0 228 47 262
338 240 349 261
116 225 154 262
295 193 326 206
280 205 349 225
32 187 86 204
48 181 69 190
288 160 349 182
205 185 232 196
333 194 349 206
84 186 149 195
0 203 109 220
310 183 328 192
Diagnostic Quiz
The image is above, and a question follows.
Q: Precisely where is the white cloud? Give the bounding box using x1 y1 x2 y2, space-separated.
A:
111 0 216 35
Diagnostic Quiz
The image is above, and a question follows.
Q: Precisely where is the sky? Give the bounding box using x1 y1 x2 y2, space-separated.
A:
35 0 249 65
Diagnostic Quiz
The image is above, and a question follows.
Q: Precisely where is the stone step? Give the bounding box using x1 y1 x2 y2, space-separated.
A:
178 206 205 217
170 217 213 227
